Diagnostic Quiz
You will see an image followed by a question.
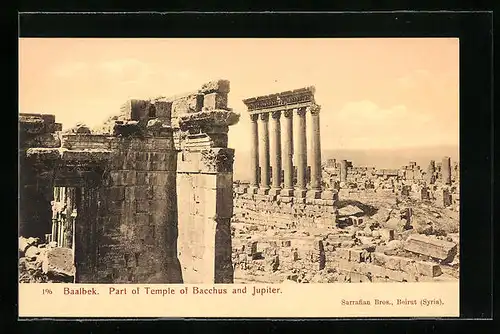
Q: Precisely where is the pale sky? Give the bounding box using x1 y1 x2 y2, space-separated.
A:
19 38 459 152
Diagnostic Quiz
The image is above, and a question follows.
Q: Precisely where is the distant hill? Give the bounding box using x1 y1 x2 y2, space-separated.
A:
233 145 459 182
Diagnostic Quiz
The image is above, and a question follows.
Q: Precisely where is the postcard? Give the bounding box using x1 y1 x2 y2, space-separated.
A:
18 37 459 318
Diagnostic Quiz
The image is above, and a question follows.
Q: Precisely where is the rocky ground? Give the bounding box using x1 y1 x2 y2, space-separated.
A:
231 196 459 284
19 237 75 283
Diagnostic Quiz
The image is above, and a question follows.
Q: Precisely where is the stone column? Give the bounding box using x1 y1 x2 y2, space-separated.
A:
294 107 307 197
442 156 451 185
269 111 282 196
426 160 436 185
249 114 259 193
258 113 271 194
340 160 348 183
281 110 294 196
307 104 322 198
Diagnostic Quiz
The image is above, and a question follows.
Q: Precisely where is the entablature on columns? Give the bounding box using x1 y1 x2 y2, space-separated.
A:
242 86 317 114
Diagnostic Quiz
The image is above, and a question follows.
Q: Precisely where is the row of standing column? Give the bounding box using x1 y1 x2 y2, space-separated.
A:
249 106 322 197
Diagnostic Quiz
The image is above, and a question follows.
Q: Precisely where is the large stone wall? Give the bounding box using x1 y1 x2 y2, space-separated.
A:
19 114 62 238
233 186 339 229
59 134 181 283
19 79 240 284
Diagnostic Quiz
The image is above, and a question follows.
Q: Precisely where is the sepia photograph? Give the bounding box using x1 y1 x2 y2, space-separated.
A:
19 38 460 287
17 36 467 318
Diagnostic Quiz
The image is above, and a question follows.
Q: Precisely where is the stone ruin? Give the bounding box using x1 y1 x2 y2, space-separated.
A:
19 79 239 284
230 87 459 284
233 87 339 230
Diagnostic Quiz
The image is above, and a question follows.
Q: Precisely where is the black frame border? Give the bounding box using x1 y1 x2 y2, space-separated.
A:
12 10 494 330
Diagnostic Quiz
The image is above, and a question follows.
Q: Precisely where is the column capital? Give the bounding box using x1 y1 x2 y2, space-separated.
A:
296 107 307 117
271 110 281 119
259 112 270 121
307 104 321 116
249 113 259 122
283 109 293 118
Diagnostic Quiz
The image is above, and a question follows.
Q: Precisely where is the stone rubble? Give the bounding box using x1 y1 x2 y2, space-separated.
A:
19 236 75 283
232 194 459 284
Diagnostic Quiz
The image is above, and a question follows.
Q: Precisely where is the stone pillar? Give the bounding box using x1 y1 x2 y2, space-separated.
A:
258 113 271 194
295 107 307 197
74 186 99 283
442 156 451 185
426 160 436 185
176 107 239 284
249 114 259 193
340 159 348 183
281 110 294 196
269 111 282 195
307 104 322 198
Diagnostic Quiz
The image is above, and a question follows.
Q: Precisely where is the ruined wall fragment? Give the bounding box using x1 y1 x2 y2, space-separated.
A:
175 79 239 283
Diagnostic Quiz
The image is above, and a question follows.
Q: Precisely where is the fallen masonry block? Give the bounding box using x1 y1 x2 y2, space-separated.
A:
336 258 356 272
327 233 355 243
350 271 371 283
362 263 386 277
416 261 442 277
385 240 403 252
372 252 401 271
42 247 75 279
341 240 356 248
379 228 395 241
24 246 40 260
19 237 32 254
400 260 419 279
349 249 364 263
336 248 351 261
384 268 409 282
19 237 40 253
404 234 457 262
246 241 258 256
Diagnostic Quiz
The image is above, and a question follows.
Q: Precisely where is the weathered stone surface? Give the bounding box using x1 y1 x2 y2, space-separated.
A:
172 94 204 116
42 247 75 278
266 254 280 272
203 92 228 110
24 246 40 260
379 228 394 241
337 248 350 260
404 234 457 262
19 237 39 254
199 79 231 94
385 240 403 251
416 261 442 277
153 101 173 120
349 249 364 263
